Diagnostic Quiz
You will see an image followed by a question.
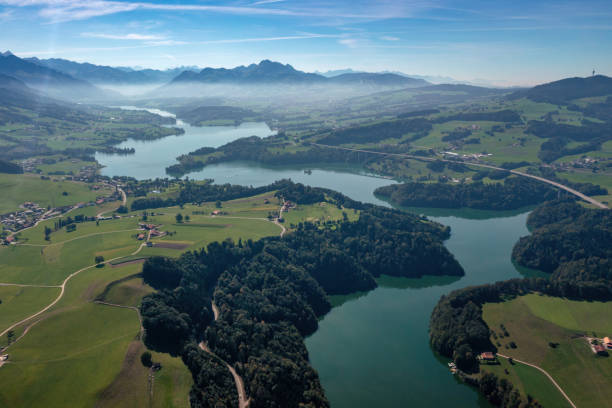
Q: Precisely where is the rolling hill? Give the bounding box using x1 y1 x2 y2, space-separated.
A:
511 75 612 103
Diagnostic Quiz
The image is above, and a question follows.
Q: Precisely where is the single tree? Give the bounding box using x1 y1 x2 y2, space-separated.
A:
141 351 153 367
185 215 190 222
215 200 222 208
95 255 105 265
175 213 183 223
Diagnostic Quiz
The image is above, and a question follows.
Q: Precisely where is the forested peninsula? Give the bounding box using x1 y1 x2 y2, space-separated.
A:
374 176 607 211
138 182 463 408
429 200 612 408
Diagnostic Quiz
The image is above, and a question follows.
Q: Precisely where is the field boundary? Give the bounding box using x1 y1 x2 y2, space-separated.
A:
497 353 577 408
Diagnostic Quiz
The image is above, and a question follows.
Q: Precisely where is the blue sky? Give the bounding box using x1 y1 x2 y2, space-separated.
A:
1 0 611 85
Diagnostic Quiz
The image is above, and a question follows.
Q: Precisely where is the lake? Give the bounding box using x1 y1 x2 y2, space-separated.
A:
99 107 532 407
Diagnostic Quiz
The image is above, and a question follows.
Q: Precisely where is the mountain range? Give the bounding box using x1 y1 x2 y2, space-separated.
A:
171 60 428 87
25 57 198 85
0 52 107 100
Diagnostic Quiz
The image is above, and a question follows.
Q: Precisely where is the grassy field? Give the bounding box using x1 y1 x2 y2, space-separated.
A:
0 285 60 334
0 189 343 407
483 294 612 408
479 357 572 408
102 275 154 308
0 173 106 214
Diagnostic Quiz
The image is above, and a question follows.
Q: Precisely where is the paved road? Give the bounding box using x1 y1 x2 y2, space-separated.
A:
312 143 609 210
497 353 577 408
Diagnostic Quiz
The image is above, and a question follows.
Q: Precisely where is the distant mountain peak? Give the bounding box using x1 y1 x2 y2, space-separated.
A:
1 50 14 57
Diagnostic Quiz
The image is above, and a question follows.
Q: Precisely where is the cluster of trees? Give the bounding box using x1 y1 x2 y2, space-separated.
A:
397 108 440 118
131 179 286 211
131 179 364 212
166 137 371 177
469 372 541 408
375 177 561 210
174 105 258 126
512 200 612 282
0 159 22 174
317 117 432 145
432 110 522 124
140 185 463 407
574 96 612 122
441 128 472 142
526 120 610 162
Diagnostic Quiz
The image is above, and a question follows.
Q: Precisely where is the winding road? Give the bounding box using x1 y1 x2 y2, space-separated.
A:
198 301 250 408
0 240 146 341
497 353 577 408
312 143 610 210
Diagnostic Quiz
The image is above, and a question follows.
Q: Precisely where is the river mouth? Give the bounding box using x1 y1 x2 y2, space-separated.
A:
97 106 534 408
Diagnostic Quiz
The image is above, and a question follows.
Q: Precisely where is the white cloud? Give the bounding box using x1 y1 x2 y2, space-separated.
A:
81 32 166 40
380 36 400 41
338 38 358 48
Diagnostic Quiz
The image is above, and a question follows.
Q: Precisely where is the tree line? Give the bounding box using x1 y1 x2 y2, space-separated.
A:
375 177 563 210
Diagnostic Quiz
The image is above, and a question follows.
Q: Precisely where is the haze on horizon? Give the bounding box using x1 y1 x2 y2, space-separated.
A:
0 0 612 87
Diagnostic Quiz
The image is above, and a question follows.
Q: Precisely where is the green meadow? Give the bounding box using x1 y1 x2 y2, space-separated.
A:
483 294 612 408
0 173 106 214
0 285 60 333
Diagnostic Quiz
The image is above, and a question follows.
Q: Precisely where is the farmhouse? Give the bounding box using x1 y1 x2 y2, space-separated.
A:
480 352 496 361
594 344 608 355
604 337 612 349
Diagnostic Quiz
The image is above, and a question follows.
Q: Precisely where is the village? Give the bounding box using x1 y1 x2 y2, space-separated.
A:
1 190 122 244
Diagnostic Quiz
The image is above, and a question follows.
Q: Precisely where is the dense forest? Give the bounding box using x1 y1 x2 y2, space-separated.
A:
317 117 432 145
174 105 259 126
512 200 612 276
139 182 463 408
165 138 377 177
374 177 562 210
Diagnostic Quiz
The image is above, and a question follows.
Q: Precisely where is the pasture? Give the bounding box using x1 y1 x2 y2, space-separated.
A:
483 294 612 408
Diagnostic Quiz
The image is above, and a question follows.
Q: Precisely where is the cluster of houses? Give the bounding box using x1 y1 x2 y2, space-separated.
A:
0 202 47 236
137 223 164 241
550 156 609 172
592 337 612 355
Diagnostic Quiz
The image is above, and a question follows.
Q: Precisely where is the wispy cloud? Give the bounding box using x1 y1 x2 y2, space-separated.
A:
380 36 399 41
0 0 429 23
81 32 166 40
252 0 285 5
198 33 339 45
15 33 338 57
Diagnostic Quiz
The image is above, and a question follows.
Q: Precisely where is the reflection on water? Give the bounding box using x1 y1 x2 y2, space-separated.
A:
98 106 539 408
376 274 462 290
